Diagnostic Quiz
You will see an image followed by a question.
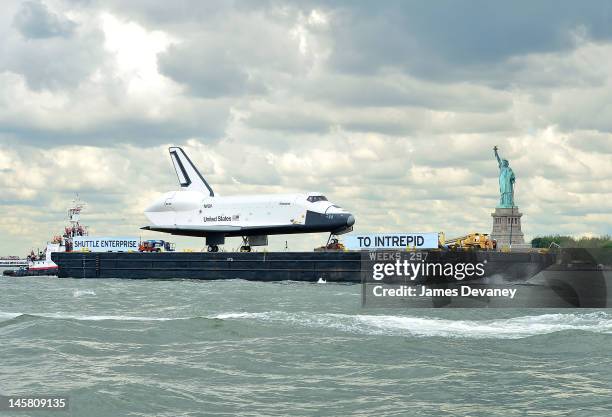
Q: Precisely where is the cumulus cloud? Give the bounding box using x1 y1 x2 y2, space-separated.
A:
323 0 612 81
1 0 612 255
13 0 76 39
159 43 268 98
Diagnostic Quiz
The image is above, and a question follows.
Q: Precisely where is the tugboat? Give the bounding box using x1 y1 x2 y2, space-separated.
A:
3 197 88 277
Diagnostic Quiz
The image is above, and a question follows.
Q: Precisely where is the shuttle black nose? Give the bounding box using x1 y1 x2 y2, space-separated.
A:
346 215 355 227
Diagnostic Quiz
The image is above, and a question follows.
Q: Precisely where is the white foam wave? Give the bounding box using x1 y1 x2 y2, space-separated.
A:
0 312 21 321
41 313 182 321
349 312 612 339
212 312 270 320
73 289 96 297
0 311 192 322
3 309 611 338
213 311 612 339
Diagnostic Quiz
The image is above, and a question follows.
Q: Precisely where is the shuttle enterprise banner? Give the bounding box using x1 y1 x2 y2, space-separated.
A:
73 237 139 252
344 233 438 250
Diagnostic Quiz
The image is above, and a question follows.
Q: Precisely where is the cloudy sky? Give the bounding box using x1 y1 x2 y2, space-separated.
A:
1 0 612 254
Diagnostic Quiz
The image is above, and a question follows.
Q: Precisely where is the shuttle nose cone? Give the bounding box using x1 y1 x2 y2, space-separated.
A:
346 215 355 227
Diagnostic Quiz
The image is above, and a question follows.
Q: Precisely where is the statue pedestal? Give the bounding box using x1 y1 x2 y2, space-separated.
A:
490 207 529 249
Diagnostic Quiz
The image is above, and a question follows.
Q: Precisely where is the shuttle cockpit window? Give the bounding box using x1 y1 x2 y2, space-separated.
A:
307 196 328 203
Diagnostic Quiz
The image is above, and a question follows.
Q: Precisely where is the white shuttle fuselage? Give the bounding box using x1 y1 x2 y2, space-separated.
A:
142 147 355 249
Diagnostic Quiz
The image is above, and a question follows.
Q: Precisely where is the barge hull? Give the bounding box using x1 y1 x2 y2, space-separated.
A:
52 251 363 282
51 251 556 282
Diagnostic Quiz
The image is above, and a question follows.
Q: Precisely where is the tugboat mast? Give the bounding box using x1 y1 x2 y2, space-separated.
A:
63 195 88 251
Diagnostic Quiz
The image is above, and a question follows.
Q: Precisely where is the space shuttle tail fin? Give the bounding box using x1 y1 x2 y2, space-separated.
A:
168 147 214 196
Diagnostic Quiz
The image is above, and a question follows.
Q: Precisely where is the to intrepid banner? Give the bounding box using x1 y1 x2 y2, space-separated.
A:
344 233 439 250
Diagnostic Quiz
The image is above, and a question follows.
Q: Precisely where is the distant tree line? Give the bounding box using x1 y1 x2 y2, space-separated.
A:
531 235 612 248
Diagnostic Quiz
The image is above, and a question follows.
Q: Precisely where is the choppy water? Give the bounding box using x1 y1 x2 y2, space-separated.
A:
1 274 612 416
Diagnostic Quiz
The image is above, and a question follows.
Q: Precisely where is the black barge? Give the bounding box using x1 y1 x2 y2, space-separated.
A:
51 250 556 282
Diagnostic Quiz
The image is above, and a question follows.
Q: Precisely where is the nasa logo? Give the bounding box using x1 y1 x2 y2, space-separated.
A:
203 204 212 208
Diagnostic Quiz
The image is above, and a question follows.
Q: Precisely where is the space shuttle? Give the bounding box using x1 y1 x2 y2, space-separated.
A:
142 147 355 251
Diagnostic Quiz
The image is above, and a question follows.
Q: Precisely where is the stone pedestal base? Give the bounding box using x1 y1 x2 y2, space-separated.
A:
491 207 529 249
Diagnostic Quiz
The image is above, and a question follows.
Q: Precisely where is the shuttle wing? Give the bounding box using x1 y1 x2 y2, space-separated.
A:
168 147 214 196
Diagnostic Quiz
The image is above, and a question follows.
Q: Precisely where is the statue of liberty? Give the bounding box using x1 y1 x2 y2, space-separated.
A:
494 146 515 208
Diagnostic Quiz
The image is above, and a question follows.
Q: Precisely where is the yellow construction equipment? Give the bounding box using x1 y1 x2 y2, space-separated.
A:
438 232 446 248
444 233 497 250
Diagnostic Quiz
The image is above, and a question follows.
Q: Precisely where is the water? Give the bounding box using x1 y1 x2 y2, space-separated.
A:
1 275 611 416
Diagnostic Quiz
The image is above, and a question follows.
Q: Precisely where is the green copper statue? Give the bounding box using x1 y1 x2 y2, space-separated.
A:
494 146 515 208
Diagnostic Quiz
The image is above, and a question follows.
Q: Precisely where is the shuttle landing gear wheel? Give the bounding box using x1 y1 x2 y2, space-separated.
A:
320 233 342 251
240 237 252 252
325 233 334 247
207 245 219 252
